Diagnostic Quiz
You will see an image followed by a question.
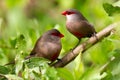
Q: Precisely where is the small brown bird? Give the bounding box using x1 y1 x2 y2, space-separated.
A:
62 9 96 48
30 29 64 62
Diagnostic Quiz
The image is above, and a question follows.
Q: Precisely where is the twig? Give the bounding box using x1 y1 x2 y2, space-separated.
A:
52 22 120 67
0 74 6 79
100 56 115 74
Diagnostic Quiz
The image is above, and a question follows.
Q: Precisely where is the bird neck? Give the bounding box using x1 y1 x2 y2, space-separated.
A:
66 15 79 22
66 14 87 22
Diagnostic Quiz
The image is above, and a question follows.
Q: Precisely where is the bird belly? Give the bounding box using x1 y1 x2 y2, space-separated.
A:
36 42 61 61
66 21 85 39
66 21 95 39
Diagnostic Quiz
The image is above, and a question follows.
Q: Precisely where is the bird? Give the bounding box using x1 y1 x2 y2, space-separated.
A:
5 29 64 66
29 29 64 62
61 9 96 49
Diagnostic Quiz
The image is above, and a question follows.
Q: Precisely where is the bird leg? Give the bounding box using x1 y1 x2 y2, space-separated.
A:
92 32 98 41
57 58 61 61
70 39 81 55
56 58 63 64
73 39 81 50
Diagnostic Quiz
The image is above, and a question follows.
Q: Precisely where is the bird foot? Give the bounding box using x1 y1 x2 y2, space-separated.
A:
70 48 75 56
49 58 62 66
92 33 98 41
57 58 61 61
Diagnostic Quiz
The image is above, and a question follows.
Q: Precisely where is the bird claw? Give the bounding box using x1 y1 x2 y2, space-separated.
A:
48 58 62 66
57 58 61 61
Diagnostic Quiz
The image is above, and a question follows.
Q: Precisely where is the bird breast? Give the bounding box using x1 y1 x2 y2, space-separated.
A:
36 41 61 61
66 20 95 38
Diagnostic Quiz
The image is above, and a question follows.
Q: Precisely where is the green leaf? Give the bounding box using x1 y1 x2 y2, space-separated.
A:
101 49 120 80
32 70 41 80
5 74 23 80
41 66 60 80
57 68 74 80
25 57 49 68
89 38 114 64
9 37 17 48
23 58 60 80
15 34 26 49
103 3 120 16
15 52 24 75
0 65 10 74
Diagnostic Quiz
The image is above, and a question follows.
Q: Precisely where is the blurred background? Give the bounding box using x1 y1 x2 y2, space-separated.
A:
0 0 120 79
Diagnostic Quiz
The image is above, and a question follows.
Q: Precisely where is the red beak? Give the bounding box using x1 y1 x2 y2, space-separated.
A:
59 33 64 38
61 11 67 16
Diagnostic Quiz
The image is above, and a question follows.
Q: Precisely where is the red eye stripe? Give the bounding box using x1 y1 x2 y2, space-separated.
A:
51 33 64 38
67 12 75 15
62 11 75 15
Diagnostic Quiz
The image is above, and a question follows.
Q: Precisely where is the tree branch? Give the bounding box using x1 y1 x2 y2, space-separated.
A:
52 22 120 67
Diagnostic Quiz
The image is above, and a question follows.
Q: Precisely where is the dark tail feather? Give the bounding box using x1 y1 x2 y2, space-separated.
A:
25 51 36 60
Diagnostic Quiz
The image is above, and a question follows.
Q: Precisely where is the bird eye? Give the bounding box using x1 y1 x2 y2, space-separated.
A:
67 11 75 15
51 33 59 36
51 33 64 38
67 12 71 15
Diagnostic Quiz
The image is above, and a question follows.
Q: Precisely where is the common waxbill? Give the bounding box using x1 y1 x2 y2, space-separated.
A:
30 29 64 62
62 9 96 48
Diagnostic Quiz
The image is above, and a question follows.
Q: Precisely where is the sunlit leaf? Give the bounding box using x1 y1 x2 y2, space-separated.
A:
5 74 23 80
103 3 120 16
15 52 24 75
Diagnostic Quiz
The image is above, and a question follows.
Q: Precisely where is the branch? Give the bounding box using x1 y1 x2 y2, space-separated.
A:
52 22 120 67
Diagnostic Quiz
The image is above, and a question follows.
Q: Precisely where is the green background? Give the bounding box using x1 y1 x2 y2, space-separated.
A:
0 0 120 80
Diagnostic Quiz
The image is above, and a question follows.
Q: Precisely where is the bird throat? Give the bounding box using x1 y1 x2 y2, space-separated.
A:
66 14 80 22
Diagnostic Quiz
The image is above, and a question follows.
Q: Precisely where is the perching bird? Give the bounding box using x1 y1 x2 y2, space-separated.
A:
5 29 64 66
62 9 96 49
29 29 64 62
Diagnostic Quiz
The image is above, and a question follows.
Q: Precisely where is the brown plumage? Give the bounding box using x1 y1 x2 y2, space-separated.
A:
62 9 96 48
30 29 64 62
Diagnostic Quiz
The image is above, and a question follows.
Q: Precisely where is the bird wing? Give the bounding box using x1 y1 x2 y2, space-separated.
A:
30 37 42 56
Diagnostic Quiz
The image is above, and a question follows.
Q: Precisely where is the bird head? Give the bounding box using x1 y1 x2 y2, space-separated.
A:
61 9 86 21
62 10 76 16
50 29 64 38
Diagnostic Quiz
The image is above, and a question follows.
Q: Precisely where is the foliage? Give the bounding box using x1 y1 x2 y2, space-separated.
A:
0 0 120 80
103 3 120 16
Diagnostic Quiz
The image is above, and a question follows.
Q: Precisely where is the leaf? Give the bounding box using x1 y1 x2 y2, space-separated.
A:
42 66 60 80
5 74 23 80
79 67 106 80
89 38 114 64
9 37 17 48
57 68 74 80
0 65 10 74
23 58 60 80
15 34 26 49
32 70 41 80
103 3 120 16
15 52 24 75
101 49 120 80
15 34 27 75
114 0 120 7
25 57 49 68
